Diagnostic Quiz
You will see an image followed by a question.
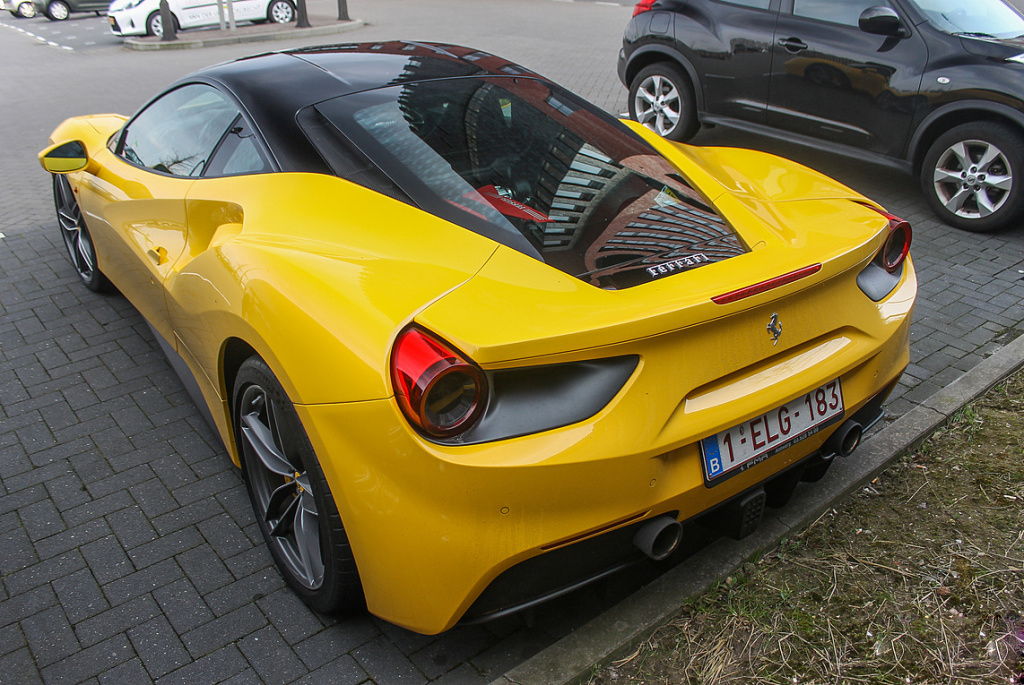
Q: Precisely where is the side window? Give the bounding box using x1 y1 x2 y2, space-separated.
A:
119 83 239 177
792 0 889 26
203 117 270 177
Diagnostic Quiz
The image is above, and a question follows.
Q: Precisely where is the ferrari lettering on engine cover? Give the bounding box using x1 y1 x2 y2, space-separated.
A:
646 253 710 278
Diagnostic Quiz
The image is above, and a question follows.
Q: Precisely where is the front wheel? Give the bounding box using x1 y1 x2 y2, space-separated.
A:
45 0 69 20
53 175 111 292
628 63 699 142
145 10 178 36
233 356 362 614
16 1 37 17
267 0 294 23
921 121 1024 233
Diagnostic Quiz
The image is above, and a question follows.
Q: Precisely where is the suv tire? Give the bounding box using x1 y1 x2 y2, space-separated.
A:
922 121 1024 233
628 63 699 142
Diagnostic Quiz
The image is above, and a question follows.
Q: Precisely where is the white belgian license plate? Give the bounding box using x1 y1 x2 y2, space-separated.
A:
700 379 844 484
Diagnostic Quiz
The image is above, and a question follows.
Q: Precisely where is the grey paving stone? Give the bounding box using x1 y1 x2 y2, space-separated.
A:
154 645 249 685
53 567 109 624
294 616 381 671
353 635 428 685
21 606 79 668
181 604 267 659
97 658 152 685
128 616 191 679
0 647 44 685
290 654 369 685
80 536 134 585
75 594 161 649
39 633 133 685
102 558 183 607
257 588 327 645
152 579 215 635
238 625 309 683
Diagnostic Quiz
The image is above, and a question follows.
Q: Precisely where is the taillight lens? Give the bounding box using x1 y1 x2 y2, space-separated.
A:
391 328 487 438
871 209 912 273
633 0 655 16
881 214 912 273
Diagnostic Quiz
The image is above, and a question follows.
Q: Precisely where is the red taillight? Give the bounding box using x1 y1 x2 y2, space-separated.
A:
391 328 486 438
712 264 822 305
878 211 912 273
633 0 655 16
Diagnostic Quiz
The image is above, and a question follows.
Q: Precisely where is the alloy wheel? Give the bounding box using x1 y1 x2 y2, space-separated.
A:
634 74 681 138
239 384 325 590
54 175 98 283
932 138 1013 221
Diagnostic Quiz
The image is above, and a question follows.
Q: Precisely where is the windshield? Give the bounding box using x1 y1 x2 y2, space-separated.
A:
302 76 743 289
911 0 1024 38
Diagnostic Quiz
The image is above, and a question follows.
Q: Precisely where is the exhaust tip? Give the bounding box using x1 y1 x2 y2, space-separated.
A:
825 420 862 458
633 515 683 561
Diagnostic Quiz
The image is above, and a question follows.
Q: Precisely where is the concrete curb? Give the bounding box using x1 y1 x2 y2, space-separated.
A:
122 17 363 50
489 332 1024 685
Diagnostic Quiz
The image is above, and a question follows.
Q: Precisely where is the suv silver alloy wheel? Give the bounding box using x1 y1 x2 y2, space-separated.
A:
634 74 682 138
932 138 1012 221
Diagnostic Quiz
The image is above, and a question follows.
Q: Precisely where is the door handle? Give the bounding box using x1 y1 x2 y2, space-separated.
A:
778 37 809 52
147 246 168 265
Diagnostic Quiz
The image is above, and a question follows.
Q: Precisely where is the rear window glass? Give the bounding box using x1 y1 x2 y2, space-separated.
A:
303 76 731 278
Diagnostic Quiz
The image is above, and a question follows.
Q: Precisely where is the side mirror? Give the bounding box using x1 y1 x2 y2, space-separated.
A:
859 6 909 38
38 140 89 174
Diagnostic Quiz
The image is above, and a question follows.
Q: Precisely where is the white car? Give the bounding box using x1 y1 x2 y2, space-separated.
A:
108 0 294 37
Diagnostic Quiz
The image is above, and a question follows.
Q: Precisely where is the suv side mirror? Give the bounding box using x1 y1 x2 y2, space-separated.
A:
859 6 909 38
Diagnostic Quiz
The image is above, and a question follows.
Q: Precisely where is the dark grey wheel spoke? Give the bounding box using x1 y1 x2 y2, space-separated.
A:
53 175 95 281
266 480 300 535
241 408 294 477
239 380 325 591
293 501 324 587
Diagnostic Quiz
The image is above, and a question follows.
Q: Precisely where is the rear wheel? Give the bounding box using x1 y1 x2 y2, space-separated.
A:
628 62 699 142
267 0 294 23
45 0 69 20
234 356 362 614
921 121 1024 233
15 1 37 17
53 175 111 292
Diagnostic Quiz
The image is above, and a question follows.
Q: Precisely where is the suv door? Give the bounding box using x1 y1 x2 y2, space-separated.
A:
681 0 781 125
767 0 928 156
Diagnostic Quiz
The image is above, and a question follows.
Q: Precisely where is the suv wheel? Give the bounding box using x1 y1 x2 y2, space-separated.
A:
628 63 699 142
922 121 1024 233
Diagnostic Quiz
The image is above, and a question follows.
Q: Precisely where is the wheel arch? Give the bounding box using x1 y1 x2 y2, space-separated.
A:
909 101 1024 174
622 46 704 112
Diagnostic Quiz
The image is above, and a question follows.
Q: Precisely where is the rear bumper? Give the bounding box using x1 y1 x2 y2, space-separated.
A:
296 264 914 634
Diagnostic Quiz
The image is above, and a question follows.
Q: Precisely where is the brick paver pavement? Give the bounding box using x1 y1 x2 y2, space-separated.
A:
3 0 1024 683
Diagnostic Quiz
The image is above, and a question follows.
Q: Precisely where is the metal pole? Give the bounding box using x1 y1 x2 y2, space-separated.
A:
336 0 348 20
159 0 177 40
216 0 225 29
225 0 235 30
295 0 310 28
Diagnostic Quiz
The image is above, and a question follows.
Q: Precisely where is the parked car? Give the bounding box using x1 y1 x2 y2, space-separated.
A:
38 41 914 634
3 0 37 18
619 0 1024 233
107 0 294 37
34 0 106 20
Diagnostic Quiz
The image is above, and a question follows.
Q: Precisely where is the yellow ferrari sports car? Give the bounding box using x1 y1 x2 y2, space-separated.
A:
39 41 915 635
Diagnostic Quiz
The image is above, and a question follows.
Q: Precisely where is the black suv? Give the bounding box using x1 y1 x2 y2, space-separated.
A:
618 0 1024 233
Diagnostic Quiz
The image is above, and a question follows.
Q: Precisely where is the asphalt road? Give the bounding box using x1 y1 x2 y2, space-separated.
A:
4 1 1024 684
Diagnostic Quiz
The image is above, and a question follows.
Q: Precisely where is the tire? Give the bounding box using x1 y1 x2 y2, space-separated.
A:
45 0 69 20
16 1 37 17
267 0 293 23
628 62 699 142
53 175 112 293
233 356 363 614
146 10 163 36
921 121 1024 233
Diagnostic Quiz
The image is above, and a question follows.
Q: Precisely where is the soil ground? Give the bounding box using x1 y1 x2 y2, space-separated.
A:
587 371 1024 685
